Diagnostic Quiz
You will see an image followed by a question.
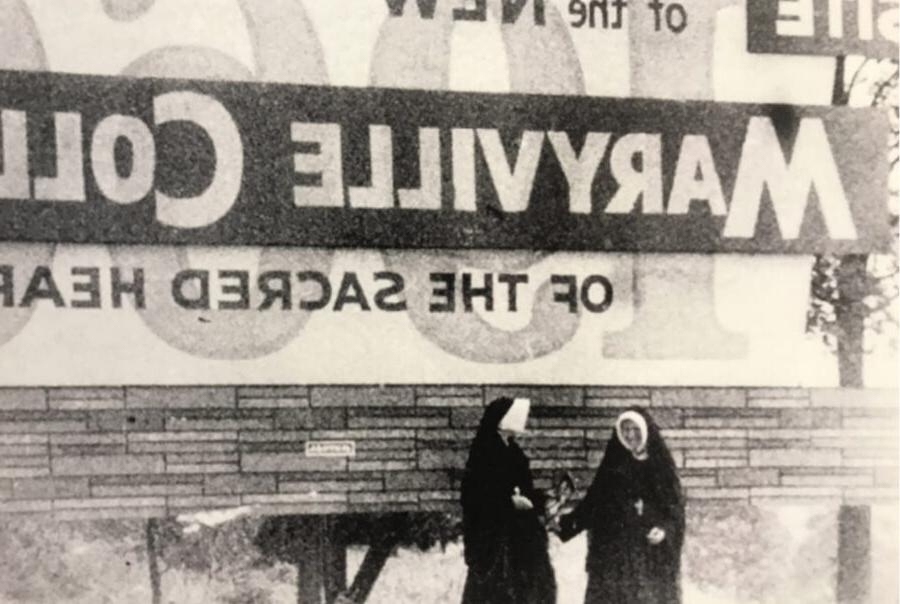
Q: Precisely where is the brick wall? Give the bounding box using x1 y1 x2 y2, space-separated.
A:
0 386 896 520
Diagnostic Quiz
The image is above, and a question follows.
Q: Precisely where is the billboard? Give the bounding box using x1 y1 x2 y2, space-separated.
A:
747 0 899 58
0 243 835 386
0 69 892 254
0 0 893 387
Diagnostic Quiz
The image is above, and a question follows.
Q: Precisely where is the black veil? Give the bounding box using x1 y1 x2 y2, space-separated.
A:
464 396 515 472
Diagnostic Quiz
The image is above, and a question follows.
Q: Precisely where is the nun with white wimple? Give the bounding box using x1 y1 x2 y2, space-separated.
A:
460 397 556 604
558 408 685 604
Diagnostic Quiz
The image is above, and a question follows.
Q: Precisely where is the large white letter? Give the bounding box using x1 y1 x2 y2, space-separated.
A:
399 127 441 210
877 0 899 41
154 91 243 228
349 125 394 209
0 110 28 199
777 0 814 36
858 0 874 39
605 133 663 214
724 116 856 239
91 115 155 204
548 131 611 214
452 128 476 211
477 129 544 212
292 122 344 208
828 0 844 37
667 135 726 215
34 112 85 202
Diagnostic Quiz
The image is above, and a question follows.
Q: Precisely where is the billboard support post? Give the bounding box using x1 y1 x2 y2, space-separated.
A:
838 505 872 604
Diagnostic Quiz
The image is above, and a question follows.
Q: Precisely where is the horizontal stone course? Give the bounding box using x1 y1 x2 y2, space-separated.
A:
348 416 448 429
350 492 417 504
243 492 347 505
126 387 235 409
415 386 482 397
51 398 124 411
242 453 346 473
129 431 237 442
89 410 165 432
750 448 842 467
842 487 900 501
166 417 273 431
747 388 809 399
718 468 779 487
585 397 652 409
53 455 164 476
686 417 779 429
281 480 382 493
0 434 48 445
0 385 894 517
0 389 47 410
51 507 166 520
349 460 415 472
241 397 309 409
168 495 242 509
584 387 650 399
167 452 239 465
685 458 747 469
204 474 276 495
93 483 202 497
418 450 467 470
0 421 85 433
686 487 749 499
310 429 415 440
311 387 414 407
810 389 897 408
1 499 52 512
167 463 238 474
652 389 746 408
0 444 47 456
53 496 166 509
750 487 843 501
450 408 483 428
781 473 873 487
13 477 90 499
238 386 308 398
49 388 123 401
415 396 482 407
0 456 49 468
386 471 451 491
680 474 717 487
485 386 584 407
130 441 237 454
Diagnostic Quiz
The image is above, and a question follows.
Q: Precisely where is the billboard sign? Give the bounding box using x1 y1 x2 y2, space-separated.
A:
0 69 892 254
747 0 899 58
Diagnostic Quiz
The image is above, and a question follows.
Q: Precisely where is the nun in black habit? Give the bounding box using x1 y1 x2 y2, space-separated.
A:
460 397 556 604
558 408 685 604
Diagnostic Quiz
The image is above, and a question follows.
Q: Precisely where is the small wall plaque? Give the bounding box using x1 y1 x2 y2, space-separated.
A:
305 440 356 458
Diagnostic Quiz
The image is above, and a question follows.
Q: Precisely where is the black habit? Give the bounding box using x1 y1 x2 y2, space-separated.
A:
559 407 685 604
460 397 556 604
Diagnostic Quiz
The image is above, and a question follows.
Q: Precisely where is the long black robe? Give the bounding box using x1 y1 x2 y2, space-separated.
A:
460 397 556 604
559 407 685 604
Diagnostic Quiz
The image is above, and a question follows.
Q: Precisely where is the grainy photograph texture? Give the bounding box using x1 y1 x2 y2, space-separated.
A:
0 1 897 603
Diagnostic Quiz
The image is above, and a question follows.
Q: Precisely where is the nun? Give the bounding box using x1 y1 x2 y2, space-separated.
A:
460 397 557 604
558 408 685 604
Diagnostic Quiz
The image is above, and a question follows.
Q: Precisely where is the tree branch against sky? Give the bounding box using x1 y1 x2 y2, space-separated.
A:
807 58 899 386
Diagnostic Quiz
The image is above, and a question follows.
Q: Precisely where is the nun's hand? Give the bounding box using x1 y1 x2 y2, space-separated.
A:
511 487 534 510
647 527 666 545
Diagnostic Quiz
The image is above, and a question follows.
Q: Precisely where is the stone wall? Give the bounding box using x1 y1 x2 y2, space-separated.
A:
0 386 896 519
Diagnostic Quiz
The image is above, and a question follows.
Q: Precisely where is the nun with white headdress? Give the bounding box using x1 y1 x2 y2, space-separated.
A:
460 396 556 604
558 407 685 604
